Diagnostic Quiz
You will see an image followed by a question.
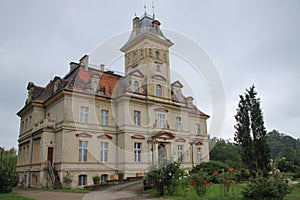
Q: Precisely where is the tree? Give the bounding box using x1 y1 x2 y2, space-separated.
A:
209 137 243 169
0 147 19 193
234 85 270 173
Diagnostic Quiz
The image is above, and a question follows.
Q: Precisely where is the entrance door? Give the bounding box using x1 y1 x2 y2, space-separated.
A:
47 147 54 165
158 143 166 160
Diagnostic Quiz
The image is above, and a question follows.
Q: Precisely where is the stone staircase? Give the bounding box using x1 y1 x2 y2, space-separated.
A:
47 160 62 189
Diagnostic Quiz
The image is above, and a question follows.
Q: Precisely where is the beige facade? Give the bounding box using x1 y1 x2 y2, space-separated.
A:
16 13 210 188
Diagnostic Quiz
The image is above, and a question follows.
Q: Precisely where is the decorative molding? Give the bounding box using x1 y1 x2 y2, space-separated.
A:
97 134 113 140
131 134 145 140
76 132 92 138
175 138 186 142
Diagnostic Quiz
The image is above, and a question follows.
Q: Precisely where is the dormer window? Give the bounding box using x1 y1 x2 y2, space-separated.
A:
133 81 139 93
93 81 98 92
175 91 180 101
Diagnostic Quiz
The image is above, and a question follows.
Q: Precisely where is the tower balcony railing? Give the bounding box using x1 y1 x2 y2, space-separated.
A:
33 118 56 131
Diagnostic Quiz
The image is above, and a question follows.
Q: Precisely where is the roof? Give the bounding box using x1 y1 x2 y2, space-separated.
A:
121 14 173 50
26 66 122 104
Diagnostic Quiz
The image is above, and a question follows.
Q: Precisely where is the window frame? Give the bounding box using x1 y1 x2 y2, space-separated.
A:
156 84 162 97
178 145 184 162
78 174 87 186
79 141 88 162
100 142 108 162
134 142 141 163
197 148 202 163
196 123 200 135
101 110 109 125
157 113 165 128
134 110 141 126
176 117 182 131
80 107 89 123
133 81 139 93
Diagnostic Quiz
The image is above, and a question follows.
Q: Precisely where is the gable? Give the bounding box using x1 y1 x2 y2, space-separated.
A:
171 80 183 88
152 131 175 139
129 69 144 78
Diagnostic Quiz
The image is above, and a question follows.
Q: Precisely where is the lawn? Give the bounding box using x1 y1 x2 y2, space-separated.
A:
285 180 300 200
0 193 35 200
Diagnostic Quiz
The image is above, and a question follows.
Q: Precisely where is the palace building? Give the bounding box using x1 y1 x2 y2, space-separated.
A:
16 12 210 188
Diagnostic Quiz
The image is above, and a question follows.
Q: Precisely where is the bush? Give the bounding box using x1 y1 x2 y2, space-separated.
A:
144 159 183 196
242 176 291 200
0 147 18 193
62 171 73 188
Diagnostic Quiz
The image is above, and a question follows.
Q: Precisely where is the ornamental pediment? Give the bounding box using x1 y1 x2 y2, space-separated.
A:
129 69 144 78
152 131 175 140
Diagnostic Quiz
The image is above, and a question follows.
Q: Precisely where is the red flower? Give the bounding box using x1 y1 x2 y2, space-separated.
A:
197 177 201 181
193 181 197 187
213 170 218 175
229 168 234 173
205 181 209 187
187 182 191 188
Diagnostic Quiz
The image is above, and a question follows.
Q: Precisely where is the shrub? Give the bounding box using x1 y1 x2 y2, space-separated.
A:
190 171 210 195
92 175 100 184
62 172 73 188
144 159 183 196
0 148 18 193
242 176 291 200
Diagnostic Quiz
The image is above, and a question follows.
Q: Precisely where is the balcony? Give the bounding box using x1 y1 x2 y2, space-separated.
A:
33 118 56 132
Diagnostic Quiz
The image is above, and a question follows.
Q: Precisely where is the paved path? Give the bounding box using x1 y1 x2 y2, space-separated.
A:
83 180 151 200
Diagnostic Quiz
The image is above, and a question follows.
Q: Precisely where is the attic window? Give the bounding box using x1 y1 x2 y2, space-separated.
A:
133 81 139 93
175 91 180 101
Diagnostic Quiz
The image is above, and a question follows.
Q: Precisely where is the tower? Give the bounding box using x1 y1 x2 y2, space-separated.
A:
120 13 173 99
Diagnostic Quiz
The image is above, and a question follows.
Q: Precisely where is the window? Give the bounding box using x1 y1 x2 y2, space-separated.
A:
134 111 141 126
25 119 28 130
178 145 183 162
134 142 141 162
157 114 165 128
80 107 88 123
29 116 32 129
133 81 139 93
93 81 98 92
79 141 88 162
78 174 87 186
156 84 162 97
196 123 200 135
197 148 202 163
175 91 180 101
101 110 109 125
155 51 160 59
100 142 108 162
176 117 182 131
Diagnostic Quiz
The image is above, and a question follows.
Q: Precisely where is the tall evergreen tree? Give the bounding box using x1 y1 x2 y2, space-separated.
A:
234 85 270 173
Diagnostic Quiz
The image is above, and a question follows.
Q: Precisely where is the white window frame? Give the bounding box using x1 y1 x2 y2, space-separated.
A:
156 84 162 97
80 107 88 123
134 110 141 126
157 114 165 128
100 142 108 162
197 148 202 163
78 174 87 186
178 145 184 162
134 142 141 163
176 117 182 131
101 110 109 125
79 141 88 162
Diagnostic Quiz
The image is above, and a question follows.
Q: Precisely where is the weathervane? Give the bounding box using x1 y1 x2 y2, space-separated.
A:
152 1 155 19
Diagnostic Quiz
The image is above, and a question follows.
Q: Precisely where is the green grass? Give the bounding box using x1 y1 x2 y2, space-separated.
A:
285 182 300 200
0 193 35 200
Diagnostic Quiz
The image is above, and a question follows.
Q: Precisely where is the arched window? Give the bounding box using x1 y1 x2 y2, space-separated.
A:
133 81 139 93
156 84 162 97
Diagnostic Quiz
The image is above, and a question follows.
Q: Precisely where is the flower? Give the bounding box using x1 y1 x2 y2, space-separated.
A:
187 182 191 188
193 181 197 187
197 177 201 181
229 168 234 173
205 181 209 187
213 170 218 175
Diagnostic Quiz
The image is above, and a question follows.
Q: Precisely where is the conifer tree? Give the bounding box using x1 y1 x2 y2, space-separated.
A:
234 85 270 173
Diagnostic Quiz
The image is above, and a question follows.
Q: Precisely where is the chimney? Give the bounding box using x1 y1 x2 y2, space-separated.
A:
100 64 105 71
79 55 89 71
69 62 79 72
133 17 139 29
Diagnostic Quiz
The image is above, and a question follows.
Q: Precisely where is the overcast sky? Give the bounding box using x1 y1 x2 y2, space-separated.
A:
0 0 299 149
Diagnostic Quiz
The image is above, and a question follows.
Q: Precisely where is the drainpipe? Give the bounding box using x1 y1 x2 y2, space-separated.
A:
191 141 194 168
115 100 119 171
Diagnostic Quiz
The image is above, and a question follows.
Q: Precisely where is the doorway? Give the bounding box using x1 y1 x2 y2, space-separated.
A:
47 147 54 165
